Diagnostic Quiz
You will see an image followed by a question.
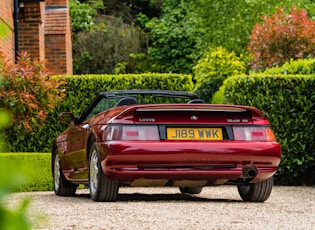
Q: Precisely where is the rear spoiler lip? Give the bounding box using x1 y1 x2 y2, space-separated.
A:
111 104 268 123
136 107 246 112
133 104 263 115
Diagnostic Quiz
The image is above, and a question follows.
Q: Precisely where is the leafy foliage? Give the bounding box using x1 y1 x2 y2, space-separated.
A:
0 87 31 229
184 0 315 57
57 73 194 115
72 17 148 74
193 47 247 84
184 0 260 56
70 0 315 74
263 58 315 75
193 47 246 102
69 0 98 33
0 51 66 135
212 74 315 185
194 79 225 104
136 0 315 74
102 0 161 24
136 0 196 74
5 73 194 152
248 6 315 71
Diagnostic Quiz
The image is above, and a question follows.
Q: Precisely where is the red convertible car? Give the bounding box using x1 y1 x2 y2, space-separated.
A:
52 90 281 202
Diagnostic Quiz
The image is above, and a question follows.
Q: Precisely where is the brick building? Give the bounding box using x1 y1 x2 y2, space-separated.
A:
0 0 72 75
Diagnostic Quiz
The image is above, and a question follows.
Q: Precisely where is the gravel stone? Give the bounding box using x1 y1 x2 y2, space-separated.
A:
5 186 315 230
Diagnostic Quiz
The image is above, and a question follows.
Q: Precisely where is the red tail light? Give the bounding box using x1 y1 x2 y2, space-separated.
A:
104 125 159 141
233 126 276 141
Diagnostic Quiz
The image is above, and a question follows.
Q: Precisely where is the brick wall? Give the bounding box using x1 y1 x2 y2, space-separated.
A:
46 0 68 6
0 0 15 62
18 1 45 60
45 6 73 74
0 0 72 74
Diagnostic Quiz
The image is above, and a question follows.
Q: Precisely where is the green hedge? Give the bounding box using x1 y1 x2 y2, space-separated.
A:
263 58 315 75
6 73 194 152
194 78 225 103
212 74 315 185
0 153 53 192
4 72 315 186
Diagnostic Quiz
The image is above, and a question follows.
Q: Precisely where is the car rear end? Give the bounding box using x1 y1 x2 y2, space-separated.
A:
97 104 281 188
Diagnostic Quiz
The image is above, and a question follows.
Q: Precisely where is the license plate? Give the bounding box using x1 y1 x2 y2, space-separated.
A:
167 128 223 140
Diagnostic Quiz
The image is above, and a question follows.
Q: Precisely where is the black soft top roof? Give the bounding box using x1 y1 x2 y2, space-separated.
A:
76 90 199 124
99 90 198 100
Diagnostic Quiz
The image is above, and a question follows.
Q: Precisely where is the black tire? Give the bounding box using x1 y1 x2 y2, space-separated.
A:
53 150 77 196
237 176 274 202
179 187 203 194
89 142 119 202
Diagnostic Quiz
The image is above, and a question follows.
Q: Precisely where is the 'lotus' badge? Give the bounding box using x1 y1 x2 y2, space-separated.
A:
191 116 198 121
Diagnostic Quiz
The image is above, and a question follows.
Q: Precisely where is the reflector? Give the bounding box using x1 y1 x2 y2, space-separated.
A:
104 125 159 141
233 126 276 141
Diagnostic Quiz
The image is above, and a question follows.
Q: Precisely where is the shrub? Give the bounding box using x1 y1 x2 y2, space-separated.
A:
0 51 66 136
72 17 148 74
213 74 315 185
194 79 225 103
69 0 97 33
193 46 247 102
141 0 196 74
263 58 315 75
248 6 315 71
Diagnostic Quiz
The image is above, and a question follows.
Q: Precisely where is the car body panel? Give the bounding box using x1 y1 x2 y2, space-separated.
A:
53 90 282 188
99 141 281 183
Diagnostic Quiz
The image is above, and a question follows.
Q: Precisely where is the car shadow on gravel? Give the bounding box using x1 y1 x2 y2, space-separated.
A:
75 193 242 203
117 193 242 203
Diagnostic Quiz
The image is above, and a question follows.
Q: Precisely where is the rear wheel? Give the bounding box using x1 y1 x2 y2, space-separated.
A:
179 187 203 194
237 176 274 202
89 142 119 202
53 151 77 196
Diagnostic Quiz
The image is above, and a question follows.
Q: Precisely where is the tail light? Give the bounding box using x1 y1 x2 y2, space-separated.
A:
104 125 160 141
233 126 276 141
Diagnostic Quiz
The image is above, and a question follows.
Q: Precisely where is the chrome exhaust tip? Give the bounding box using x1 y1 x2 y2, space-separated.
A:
241 164 258 178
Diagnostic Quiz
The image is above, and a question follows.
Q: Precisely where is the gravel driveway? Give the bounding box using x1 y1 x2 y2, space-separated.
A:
5 186 315 230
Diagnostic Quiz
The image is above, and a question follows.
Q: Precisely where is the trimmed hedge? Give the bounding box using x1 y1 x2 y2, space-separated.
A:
194 78 225 103
212 74 315 185
0 153 53 192
4 72 315 186
6 73 194 152
58 73 194 115
263 58 315 75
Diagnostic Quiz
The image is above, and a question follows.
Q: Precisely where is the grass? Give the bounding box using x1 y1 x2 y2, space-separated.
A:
0 153 53 192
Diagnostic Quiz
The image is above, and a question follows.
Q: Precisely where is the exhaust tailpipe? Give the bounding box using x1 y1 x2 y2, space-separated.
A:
241 164 258 178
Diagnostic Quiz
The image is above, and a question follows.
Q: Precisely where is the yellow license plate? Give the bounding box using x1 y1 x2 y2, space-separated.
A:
167 128 223 140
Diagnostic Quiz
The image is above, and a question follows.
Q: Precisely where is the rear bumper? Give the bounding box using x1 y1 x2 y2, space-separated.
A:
99 141 281 184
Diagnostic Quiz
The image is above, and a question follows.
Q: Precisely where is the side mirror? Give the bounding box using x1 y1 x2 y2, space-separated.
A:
58 112 75 125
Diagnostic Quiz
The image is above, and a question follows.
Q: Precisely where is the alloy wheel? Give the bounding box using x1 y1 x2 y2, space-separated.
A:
89 149 99 196
54 154 61 191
